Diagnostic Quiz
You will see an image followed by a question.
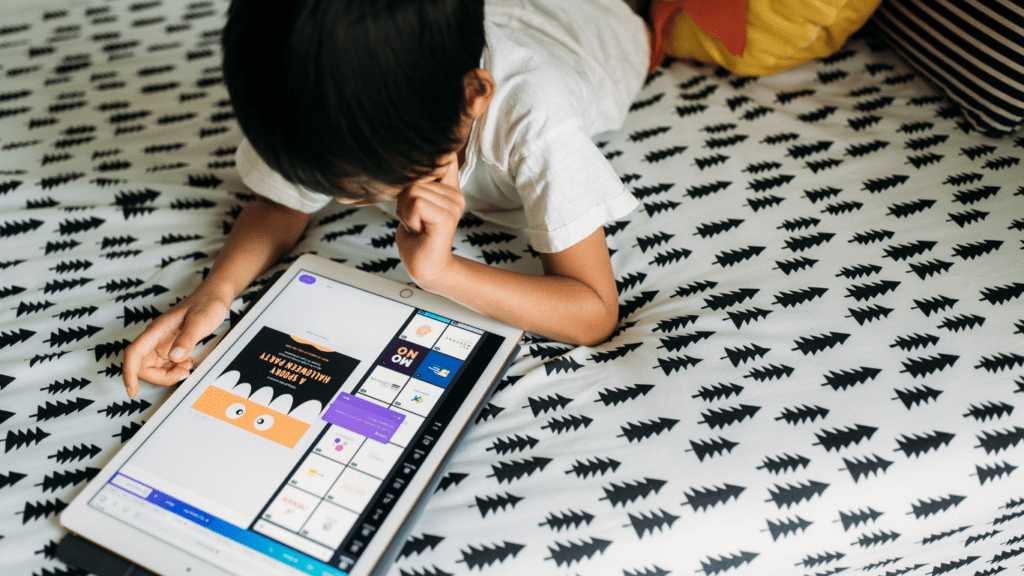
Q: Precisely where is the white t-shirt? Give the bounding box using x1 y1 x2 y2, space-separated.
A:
235 0 649 253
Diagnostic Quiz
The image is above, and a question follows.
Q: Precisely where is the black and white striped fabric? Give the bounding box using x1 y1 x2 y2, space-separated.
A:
871 0 1024 136
1 1 1023 576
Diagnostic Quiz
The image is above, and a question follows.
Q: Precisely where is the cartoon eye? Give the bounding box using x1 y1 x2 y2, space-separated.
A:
225 403 246 419
253 414 275 431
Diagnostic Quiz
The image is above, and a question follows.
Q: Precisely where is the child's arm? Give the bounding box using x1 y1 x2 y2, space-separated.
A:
398 158 619 347
123 198 309 397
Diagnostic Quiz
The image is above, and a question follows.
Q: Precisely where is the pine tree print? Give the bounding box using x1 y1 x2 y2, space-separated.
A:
35 467 100 493
589 342 643 363
882 240 937 261
114 421 144 443
687 437 739 461
17 499 68 524
788 141 832 159
31 397 93 421
542 414 592 434
686 180 732 199
695 219 743 238
937 314 985 332
894 430 955 457
893 385 943 409
399 534 444 559
821 367 884 391
523 394 572 417
545 537 611 567
841 454 893 482
912 295 958 316
804 186 843 203
979 283 1024 305
487 457 551 484
792 332 849 355
699 405 760 429
839 507 883 531
565 457 620 479
900 354 959 377
435 472 468 492
471 492 523 518
746 195 785 212
618 417 679 441
0 471 27 489
659 331 715 352
600 478 667 507
97 399 151 418
963 402 1014 422
849 229 895 245
645 145 687 163
757 453 811 474
714 245 765 267
920 526 972 545
539 509 594 531
654 355 703 375
725 308 773 328
486 434 538 455
814 424 877 451
952 239 1003 260
40 377 90 395
47 443 101 464
1 219 45 237
775 405 829 424
456 541 525 569
766 516 812 541
698 551 758 575
975 353 1024 373
595 383 654 406
846 304 893 325
774 256 817 275
846 280 900 301
773 287 828 308
766 480 829 508
975 427 1024 454
42 325 103 348
784 232 834 252
745 364 794 382
650 247 691 267
626 508 679 539
795 551 845 568
682 484 745 511
908 259 954 279
624 565 671 576
691 383 743 402
703 288 759 310
852 530 900 548
909 494 965 519
974 461 1017 485
118 305 162 326
0 328 35 350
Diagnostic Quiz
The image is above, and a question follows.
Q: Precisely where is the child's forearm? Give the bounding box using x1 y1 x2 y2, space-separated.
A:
200 198 310 304
417 255 618 346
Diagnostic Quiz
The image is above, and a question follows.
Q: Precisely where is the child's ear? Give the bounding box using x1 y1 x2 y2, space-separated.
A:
463 69 495 119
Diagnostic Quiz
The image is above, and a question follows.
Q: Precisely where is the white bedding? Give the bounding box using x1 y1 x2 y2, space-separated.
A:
0 1 1022 575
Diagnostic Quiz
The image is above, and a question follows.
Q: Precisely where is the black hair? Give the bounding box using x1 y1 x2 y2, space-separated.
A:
222 0 486 199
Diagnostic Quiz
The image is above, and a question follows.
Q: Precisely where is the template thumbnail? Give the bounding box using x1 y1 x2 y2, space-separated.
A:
192 327 359 448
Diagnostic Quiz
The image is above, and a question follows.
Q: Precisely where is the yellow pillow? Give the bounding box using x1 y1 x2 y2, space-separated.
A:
664 0 883 76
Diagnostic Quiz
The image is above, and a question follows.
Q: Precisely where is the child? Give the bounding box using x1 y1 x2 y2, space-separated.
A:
123 0 650 398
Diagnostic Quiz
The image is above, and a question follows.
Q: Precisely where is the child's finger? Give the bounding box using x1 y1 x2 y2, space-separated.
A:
123 314 179 396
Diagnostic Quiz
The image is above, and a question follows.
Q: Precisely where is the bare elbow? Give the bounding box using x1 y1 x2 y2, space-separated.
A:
565 300 619 347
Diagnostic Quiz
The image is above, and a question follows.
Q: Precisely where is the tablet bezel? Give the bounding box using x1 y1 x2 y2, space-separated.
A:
61 253 524 576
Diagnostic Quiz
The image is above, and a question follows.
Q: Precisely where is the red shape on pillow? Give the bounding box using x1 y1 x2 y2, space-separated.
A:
681 0 748 56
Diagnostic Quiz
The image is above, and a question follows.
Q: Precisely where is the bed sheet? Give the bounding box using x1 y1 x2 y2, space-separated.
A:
0 1 1022 575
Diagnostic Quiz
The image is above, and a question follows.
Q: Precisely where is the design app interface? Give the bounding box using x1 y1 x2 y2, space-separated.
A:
88 271 500 576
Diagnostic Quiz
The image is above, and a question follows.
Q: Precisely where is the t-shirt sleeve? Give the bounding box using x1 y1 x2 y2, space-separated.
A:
511 123 638 254
234 138 334 214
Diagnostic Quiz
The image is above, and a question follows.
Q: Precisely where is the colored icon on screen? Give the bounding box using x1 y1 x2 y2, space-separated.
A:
299 274 316 284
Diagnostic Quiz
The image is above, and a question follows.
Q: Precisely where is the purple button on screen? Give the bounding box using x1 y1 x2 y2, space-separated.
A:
299 274 316 284
322 392 405 444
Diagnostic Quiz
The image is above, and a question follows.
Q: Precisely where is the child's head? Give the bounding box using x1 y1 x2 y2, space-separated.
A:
222 0 487 202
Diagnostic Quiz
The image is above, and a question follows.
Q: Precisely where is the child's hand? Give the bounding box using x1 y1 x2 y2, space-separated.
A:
395 154 465 285
122 289 231 398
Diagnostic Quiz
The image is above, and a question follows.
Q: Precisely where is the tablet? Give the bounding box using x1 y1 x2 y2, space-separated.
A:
61 254 523 576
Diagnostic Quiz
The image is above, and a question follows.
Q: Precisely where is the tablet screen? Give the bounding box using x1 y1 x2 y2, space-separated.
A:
85 270 506 575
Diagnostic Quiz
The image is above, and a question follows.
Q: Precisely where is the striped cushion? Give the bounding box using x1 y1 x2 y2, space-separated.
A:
871 0 1024 136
